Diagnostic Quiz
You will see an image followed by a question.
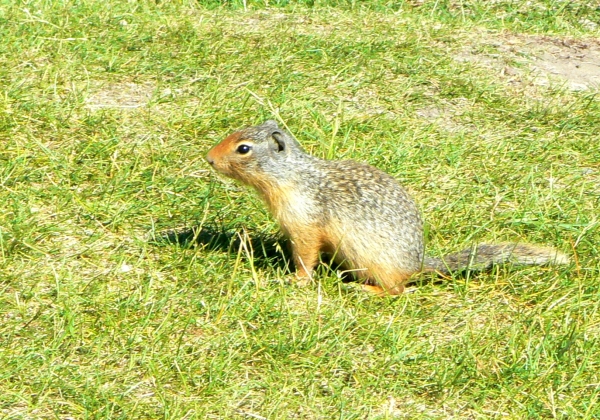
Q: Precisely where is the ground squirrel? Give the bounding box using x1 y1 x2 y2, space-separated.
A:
206 120 569 295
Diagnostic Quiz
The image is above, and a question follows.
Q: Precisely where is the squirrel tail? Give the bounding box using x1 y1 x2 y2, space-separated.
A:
423 243 569 275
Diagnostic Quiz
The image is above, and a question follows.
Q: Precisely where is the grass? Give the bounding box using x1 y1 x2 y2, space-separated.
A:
1 0 600 418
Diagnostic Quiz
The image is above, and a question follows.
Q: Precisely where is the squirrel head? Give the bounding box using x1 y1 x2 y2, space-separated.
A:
206 120 305 188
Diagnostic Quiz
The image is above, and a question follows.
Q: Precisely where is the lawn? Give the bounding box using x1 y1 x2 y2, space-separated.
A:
1 0 599 418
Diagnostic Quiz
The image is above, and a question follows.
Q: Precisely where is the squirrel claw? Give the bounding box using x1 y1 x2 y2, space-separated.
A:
293 277 313 287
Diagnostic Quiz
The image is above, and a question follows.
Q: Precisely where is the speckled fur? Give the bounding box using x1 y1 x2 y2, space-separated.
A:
206 121 569 295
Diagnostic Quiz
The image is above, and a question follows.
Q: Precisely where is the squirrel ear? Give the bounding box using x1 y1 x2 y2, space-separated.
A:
271 131 285 153
263 120 279 129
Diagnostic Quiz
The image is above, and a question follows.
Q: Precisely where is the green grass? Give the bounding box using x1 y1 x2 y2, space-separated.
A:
1 0 599 418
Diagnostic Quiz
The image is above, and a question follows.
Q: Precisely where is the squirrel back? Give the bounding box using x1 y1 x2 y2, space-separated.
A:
206 120 568 295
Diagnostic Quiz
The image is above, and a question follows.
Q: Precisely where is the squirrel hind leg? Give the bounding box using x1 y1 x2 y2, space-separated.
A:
361 283 405 296
357 268 412 296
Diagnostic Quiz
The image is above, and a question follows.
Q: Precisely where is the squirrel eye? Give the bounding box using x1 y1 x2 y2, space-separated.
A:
236 144 251 154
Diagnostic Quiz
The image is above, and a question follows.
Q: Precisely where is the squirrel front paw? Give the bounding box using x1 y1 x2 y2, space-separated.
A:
294 277 313 287
289 270 314 287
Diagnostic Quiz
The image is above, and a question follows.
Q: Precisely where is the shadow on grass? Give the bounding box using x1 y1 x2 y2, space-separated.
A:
150 224 292 271
149 224 356 282
149 225 513 289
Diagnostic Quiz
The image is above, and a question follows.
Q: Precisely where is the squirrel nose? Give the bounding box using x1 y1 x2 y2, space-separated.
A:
206 155 215 166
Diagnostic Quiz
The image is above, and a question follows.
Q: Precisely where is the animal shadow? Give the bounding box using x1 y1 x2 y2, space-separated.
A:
150 224 292 271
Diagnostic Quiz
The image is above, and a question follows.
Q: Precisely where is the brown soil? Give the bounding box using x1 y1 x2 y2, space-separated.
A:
456 33 600 91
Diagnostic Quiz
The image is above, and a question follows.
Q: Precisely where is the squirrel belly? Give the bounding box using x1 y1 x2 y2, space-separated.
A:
206 120 569 296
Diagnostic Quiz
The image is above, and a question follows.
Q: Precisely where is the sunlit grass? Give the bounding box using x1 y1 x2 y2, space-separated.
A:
1 0 599 418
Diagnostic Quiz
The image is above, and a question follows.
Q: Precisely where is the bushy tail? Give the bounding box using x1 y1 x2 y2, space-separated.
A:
424 243 569 275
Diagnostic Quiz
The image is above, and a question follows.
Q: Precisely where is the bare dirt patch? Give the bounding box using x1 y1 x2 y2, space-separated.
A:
531 37 600 90
456 33 600 91
85 81 155 110
415 97 473 132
